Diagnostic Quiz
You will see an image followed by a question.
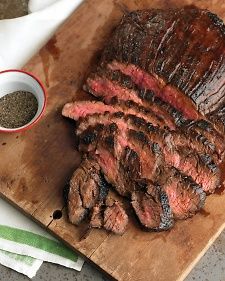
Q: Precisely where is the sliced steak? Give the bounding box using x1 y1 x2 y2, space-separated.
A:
157 167 206 219
85 68 185 129
79 122 164 196
77 111 218 163
90 190 128 235
126 114 218 163
63 99 220 162
62 99 167 128
68 157 109 225
131 182 173 231
79 123 140 196
173 149 220 193
99 7 225 116
130 129 220 193
104 201 128 235
62 100 113 120
105 68 188 127
86 67 225 149
79 116 220 193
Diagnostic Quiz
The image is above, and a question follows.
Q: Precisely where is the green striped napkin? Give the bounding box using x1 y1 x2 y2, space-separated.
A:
0 199 84 277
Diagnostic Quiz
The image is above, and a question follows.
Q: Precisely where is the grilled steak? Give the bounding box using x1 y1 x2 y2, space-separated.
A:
85 65 223 159
103 191 129 235
98 7 225 117
68 157 129 234
81 125 206 218
63 7 225 234
104 201 128 235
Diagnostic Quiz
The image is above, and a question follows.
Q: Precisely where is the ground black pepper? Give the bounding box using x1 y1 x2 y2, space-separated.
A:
0 91 38 128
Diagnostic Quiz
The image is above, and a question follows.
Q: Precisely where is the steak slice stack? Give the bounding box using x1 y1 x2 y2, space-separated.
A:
67 157 128 234
62 6 225 234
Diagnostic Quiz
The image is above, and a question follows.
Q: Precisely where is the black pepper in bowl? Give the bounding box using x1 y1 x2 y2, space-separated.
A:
0 91 38 128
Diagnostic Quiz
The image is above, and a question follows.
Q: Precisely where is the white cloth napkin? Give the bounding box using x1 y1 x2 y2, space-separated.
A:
0 0 84 278
0 0 83 70
28 0 59 12
0 248 43 279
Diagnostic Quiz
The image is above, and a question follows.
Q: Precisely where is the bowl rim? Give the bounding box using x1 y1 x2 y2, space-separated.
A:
0 69 47 133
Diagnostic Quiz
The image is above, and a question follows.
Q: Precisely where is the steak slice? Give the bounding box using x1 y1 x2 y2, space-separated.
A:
63 97 217 161
90 204 103 229
62 99 167 128
99 7 225 116
131 182 173 231
79 124 206 221
157 167 206 219
62 100 113 120
68 156 128 234
126 114 218 163
79 122 164 196
104 201 128 235
90 190 128 235
77 111 218 164
130 129 220 193
67 157 109 225
174 149 220 193
85 68 185 129
83 65 221 159
106 68 189 128
103 191 129 235
79 115 220 193
86 67 225 148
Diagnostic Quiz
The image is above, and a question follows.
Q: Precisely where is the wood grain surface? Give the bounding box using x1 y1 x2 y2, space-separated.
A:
1 1 225 280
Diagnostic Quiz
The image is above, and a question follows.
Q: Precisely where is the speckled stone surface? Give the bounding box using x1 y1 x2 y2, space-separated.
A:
1 1 225 281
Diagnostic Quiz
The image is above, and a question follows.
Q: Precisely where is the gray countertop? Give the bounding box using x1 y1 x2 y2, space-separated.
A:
1 1 225 280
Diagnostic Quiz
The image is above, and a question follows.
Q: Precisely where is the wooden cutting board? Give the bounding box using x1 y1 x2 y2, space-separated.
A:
1 1 225 280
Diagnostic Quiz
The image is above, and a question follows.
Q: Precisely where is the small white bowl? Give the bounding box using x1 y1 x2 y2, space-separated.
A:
0 69 47 133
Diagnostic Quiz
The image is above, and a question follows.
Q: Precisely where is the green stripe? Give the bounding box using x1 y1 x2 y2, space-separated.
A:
0 226 77 262
0 249 34 266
